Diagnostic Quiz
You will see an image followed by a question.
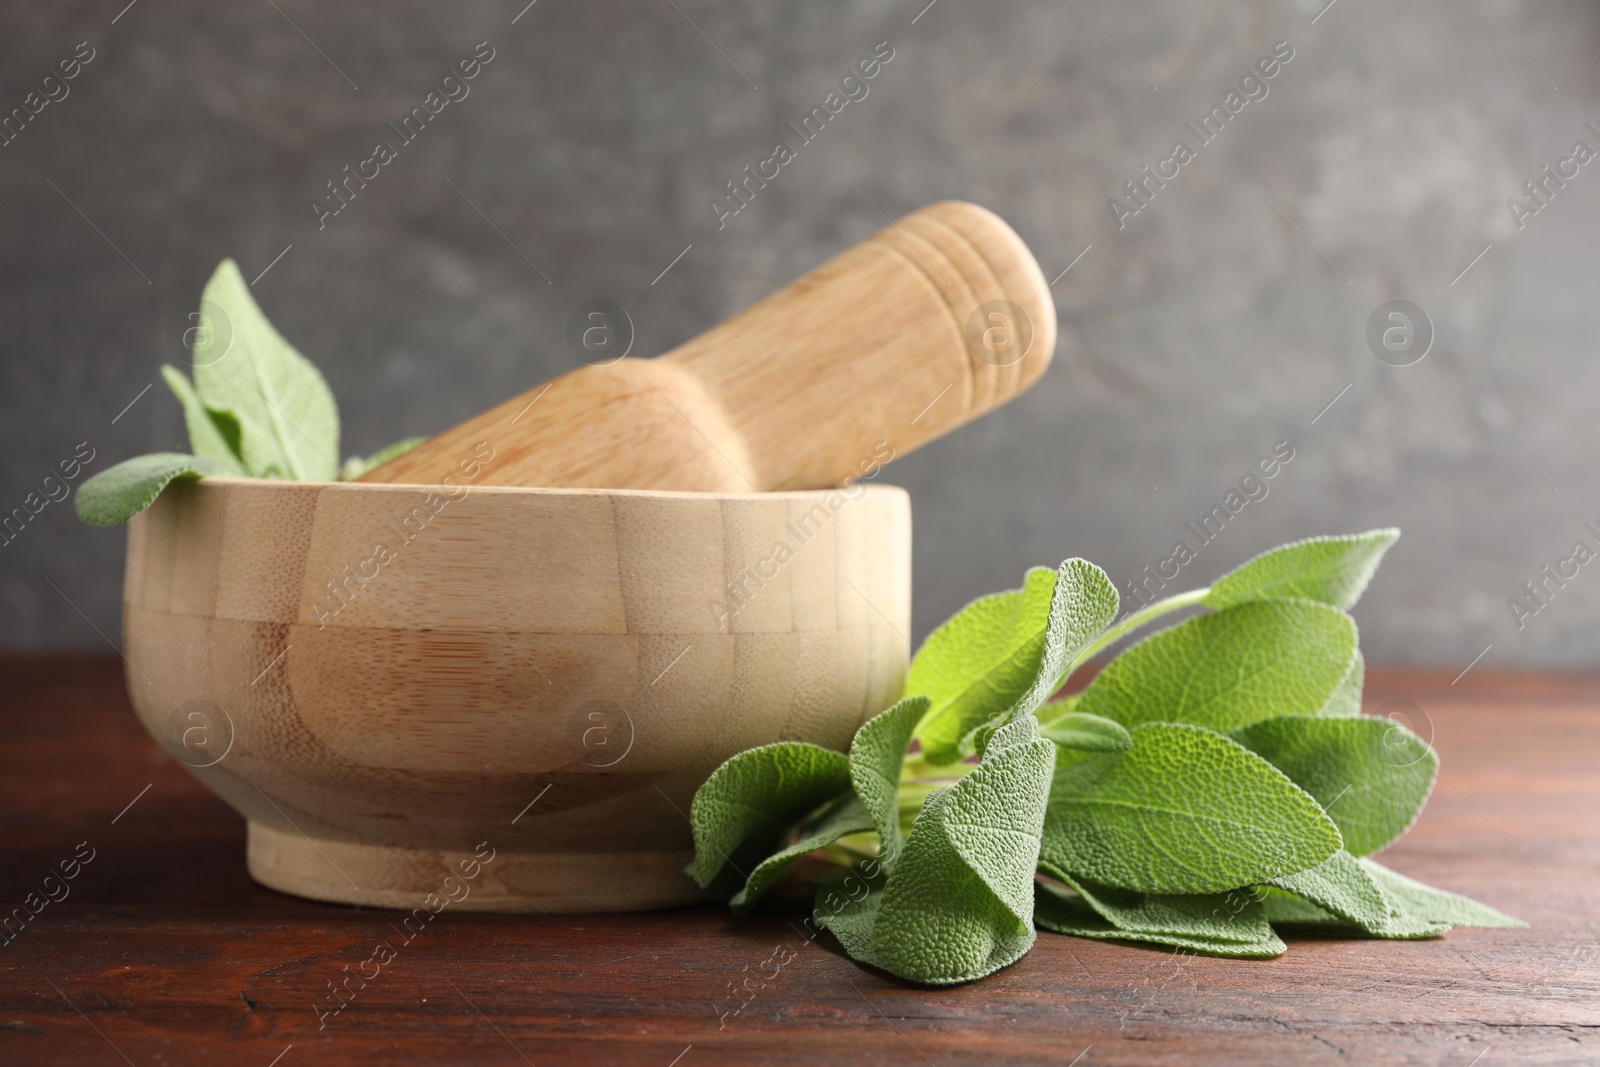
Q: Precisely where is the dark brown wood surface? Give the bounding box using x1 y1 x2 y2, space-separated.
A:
1 656 1596 1066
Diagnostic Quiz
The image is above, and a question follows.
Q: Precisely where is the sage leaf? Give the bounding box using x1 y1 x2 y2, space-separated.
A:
1039 865 1275 944
1318 649 1364 717
810 863 888 964
1035 693 1079 725
1041 723 1342 894
341 436 428 480
685 741 852 895
912 559 1117 766
729 795 874 912
1039 711 1131 754
848 696 930 861
1360 859 1524 927
1257 887 1343 925
1205 529 1399 610
1231 715 1436 856
818 717 1056 985
1075 600 1357 732
1268 849 1444 938
75 454 221 527
1002 559 1118 722
905 568 1052 766
160 365 245 474
1034 883 1286 958
191 259 340 480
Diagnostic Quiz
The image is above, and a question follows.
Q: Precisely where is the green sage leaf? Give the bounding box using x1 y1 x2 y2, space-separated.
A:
1039 865 1274 944
817 717 1056 985
1257 886 1343 925
1205 529 1399 610
160 365 245 474
1034 883 1286 958
685 741 852 894
341 436 428 480
810 863 888 964
729 795 874 912
75 454 221 527
1268 849 1444 938
1318 649 1365 717
1230 715 1436 856
907 568 1053 761
1035 694 1079 725
1040 723 1342 894
191 259 340 480
1002 559 1118 723
911 559 1117 766
848 696 929 862
1039 711 1131 754
1360 859 1524 928
1075 600 1357 732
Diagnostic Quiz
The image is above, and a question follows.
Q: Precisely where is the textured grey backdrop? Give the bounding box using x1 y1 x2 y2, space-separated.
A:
2 0 1598 671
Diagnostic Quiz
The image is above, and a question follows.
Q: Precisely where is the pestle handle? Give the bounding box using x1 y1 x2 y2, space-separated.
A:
359 201 1055 492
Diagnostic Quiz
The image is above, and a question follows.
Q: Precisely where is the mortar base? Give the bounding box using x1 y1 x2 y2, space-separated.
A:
246 822 705 913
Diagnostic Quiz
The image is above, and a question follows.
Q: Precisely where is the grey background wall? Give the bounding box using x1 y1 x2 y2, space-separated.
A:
2 0 1598 671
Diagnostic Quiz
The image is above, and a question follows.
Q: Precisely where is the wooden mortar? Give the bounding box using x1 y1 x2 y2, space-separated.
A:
123 476 909 911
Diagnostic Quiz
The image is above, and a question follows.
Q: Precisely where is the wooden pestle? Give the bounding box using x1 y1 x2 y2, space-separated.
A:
359 200 1055 492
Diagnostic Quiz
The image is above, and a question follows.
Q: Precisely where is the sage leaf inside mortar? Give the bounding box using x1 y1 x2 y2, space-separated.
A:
78 260 427 526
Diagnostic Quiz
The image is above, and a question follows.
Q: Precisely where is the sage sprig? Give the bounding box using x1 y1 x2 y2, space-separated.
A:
687 530 1523 986
77 260 422 525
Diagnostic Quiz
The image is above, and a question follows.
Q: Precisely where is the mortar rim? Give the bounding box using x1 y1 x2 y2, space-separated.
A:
184 475 911 504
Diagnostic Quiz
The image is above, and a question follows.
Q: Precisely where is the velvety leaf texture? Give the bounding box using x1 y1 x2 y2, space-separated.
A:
1040 866 1276 944
1039 711 1131 754
848 696 929 862
1318 649 1365 717
1034 884 1286 958
1268 849 1444 938
819 717 1056 985
1075 599 1357 732
75 454 221 527
1258 887 1344 925
1204 529 1400 610
862 788 1039 983
685 742 852 892
924 560 1118 767
191 259 340 481
729 795 874 912
1231 715 1436 856
810 864 888 966
1268 850 1388 928
1360 859 1524 928
925 718 1055 925
1041 723 1342 894
1001 558 1119 724
1035 694 1080 725
907 568 1055 766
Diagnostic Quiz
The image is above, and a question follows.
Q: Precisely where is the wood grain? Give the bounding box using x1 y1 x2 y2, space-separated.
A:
1 661 1595 1066
118 475 910 912
358 201 1056 492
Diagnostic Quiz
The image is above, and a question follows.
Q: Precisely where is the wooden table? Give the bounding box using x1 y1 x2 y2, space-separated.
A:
2 656 1596 1066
